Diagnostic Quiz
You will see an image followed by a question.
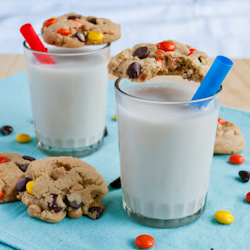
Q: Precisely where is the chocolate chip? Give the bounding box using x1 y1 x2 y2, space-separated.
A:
88 18 97 24
16 177 32 192
110 177 121 188
104 126 108 137
239 171 250 182
0 126 13 135
16 163 29 172
75 30 85 42
64 197 83 209
22 156 36 161
88 207 102 219
198 57 202 63
67 15 81 19
133 47 150 59
126 62 141 79
47 194 63 212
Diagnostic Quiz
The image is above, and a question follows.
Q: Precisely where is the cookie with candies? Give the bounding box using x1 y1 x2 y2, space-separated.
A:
41 13 121 48
108 40 210 83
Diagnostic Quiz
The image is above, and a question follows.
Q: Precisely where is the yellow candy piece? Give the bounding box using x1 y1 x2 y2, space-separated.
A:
215 210 234 224
113 114 117 121
88 31 104 43
26 181 36 195
51 17 56 19
16 134 31 143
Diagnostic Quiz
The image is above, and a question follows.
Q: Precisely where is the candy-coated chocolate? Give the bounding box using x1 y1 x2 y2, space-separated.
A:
0 125 13 135
156 58 163 63
218 118 226 124
26 181 36 195
157 41 176 52
229 154 245 164
0 156 8 164
135 235 155 249
16 134 31 143
188 48 197 55
215 210 234 224
57 29 72 36
43 18 57 28
246 192 250 203
87 31 104 43
155 51 165 55
113 114 117 121
239 171 250 182
0 190 4 200
16 177 32 192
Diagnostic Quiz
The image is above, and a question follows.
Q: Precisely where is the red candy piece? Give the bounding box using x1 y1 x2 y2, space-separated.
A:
229 154 245 164
218 118 226 124
157 41 176 52
246 192 250 203
57 29 72 36
135 235 155 249
156 58 163 63
43 18 57 28
0 190 4 200
155 51 165 55
0 156 7 164
188 49 197 55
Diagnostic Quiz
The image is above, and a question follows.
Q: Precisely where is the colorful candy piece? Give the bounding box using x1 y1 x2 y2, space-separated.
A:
135 235 155 249
0 156 8 164
113 114 117 121
215 210 234 224
87 31 104 43
0 125 13 135
0 190 4 200
26 181 36 195
239 171 250 182
229 154 245 164
218 118 226 124
157 41 176 52
16 177 32 192
43 18 57 28
155 51 165 55
246 192 250 203
57 29 72 36
16 133 31 143
156 58 163 63
188 49 197 55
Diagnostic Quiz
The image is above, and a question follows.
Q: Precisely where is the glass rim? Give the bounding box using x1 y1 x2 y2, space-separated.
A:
23 37 110 56
114 77 222 105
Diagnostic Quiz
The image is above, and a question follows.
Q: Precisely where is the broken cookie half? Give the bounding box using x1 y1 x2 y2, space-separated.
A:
17 156 108 223
108 40 210 83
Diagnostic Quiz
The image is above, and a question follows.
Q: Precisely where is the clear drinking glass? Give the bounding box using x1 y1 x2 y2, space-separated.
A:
115 78 222 228
23 39 110 157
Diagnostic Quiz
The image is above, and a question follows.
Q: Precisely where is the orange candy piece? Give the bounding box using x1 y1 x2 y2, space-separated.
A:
155 51 165 55
229 154 245 164
246 192 250 203
57 29 72 36
0 190 4 200
135 235 155 249
188 48 197 55
218 118 226 124
156 58 163 63
43 18 57 28
157 41 176 52
0 156 7 164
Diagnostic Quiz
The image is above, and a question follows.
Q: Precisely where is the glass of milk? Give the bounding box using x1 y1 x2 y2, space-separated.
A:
115 78 222 228
23 39 110 157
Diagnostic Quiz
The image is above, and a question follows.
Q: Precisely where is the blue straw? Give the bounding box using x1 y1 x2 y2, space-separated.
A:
191 55 233 107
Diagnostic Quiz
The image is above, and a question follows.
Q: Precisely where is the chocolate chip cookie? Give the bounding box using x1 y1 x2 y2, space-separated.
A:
108 40 210 83
17 157 108 223
0 152 35 204
214 120 245 154
42 13 121 48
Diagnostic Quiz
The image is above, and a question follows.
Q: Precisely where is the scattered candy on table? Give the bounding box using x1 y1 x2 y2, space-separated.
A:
113 114 117 121
0 125 13 135
229 154 245 164
238 171 250 182
87 31 104 43
16 133 31 143
215 210 234 224
246 192 250 203
135 235 155 249
26 181 36 195
0 156 8 164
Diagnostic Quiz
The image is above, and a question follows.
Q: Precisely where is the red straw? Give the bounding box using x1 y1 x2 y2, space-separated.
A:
20 23 55 64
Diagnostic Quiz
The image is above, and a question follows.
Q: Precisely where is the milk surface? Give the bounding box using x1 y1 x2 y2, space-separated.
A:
117 82 219 220
26 55 108 148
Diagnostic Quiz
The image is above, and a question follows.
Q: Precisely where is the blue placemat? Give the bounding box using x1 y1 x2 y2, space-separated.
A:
0 71 250 250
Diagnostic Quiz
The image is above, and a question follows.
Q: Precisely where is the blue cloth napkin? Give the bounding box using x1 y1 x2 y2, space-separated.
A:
0 71 250 250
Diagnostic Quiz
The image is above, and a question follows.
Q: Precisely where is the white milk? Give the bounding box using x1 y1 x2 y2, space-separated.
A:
26 56 109 148
116 82 219 220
